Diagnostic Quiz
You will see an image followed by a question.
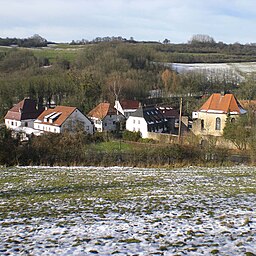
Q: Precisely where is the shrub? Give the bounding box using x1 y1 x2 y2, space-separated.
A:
122 130 141 142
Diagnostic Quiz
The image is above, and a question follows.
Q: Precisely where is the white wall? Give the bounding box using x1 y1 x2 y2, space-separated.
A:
126 116 148 138
5 119 21 129
34 122 61 133
91 117 103 132
5 119 36 129
61 109 94 134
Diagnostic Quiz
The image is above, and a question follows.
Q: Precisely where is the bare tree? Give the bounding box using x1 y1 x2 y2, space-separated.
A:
189 34 215 44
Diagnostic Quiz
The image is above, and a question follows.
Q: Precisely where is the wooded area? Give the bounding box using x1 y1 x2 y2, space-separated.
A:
1 36 256 165
1 37 256 121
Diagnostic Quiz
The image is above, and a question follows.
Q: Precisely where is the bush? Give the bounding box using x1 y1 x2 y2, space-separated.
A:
122 130 141 142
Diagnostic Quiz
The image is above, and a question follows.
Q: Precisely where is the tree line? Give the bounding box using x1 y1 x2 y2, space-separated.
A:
0 125 245 167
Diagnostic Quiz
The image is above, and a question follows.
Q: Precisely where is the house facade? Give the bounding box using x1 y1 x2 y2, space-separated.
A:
114 99 140 119
192 93 246 136
4 98 44 130
126 105 169 138
34 106 94 134
88 102 124 132
157 106 180 134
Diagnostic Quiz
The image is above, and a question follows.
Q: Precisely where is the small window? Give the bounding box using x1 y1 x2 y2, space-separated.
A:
231 118 235 123
11 121 14 126
25 122 28 127
133 119 136 124
201 120 204 130
138 120 140 124
215 117 221 130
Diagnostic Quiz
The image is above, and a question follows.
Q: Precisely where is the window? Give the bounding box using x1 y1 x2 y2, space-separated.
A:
138 120 140 124
231 118 235 123
201 120 204 130
215 117 221 130
11 121 14 126
133 119 136 124
25 122 28 127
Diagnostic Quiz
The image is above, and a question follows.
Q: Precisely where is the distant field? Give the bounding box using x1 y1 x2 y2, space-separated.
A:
171 62 256 74
31 46 82 63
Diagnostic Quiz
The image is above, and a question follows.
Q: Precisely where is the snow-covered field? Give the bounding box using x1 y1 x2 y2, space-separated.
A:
0 166 255 255
168 62 256 83
171 62 256 74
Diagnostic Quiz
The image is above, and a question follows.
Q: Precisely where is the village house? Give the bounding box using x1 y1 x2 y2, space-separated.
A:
34 106 94 134
114 99 140 119
156 106 180 134
4 98 44 129
88 102 124 132
192 93 247 136
4 98 44 137
126 105 169 138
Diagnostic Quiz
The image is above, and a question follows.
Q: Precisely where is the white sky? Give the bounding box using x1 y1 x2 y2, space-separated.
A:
1 0 256 43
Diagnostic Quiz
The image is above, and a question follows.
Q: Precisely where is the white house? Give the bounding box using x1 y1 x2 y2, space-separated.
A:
4 98 44 130
126 105 169 138
88 102 124 132
114 99 140 119
34 106 94 134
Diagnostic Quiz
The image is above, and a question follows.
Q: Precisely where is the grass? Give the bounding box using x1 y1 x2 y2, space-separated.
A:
0 166 255 255
89 140 133 152
32 48 80 63
0 166 255 220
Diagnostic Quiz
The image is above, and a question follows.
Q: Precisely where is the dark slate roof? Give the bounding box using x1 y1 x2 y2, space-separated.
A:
156 106 179 119
4 98 44 121
131 105 167 125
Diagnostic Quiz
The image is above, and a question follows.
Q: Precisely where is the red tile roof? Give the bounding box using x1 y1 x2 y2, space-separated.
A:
199 93 245 114
88 102 116 119
120 99 140 110
4 98 44 121
35 106 77 126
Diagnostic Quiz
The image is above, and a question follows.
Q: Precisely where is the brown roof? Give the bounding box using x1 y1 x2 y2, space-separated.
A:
120 99 140 110
4 98 44 121
88 102 116 119
199 93 245 114
157 106 179 119
35 106 77 126
239 100 256 111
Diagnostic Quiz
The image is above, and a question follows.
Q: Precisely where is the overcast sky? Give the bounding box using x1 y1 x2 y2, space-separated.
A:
1 0 256 44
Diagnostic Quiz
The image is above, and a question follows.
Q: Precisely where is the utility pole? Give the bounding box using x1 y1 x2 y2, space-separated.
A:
178 97 183 143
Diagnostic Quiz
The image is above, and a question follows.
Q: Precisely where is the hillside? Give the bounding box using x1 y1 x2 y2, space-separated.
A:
1 40 256 121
